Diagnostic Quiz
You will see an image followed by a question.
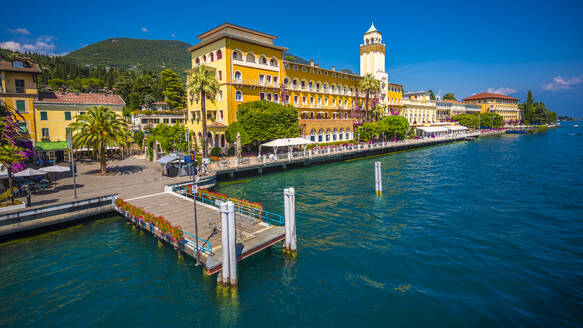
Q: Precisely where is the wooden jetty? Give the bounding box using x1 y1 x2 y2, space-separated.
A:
112 185 286 278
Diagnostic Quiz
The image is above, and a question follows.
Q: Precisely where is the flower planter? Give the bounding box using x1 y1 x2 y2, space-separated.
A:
0 202 26 213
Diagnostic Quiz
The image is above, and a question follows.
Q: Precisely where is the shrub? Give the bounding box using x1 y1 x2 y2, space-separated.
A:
210 146 222 157
227 147 235 156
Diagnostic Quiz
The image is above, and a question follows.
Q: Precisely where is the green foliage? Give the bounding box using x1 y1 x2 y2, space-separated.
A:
48 78 65 90
160 69 186 109
356 116 409 141
188 65 220 157
225 121 251 145
146 124 191 153
378 116 409 139
356 123 380 141
443 93 456 100
133 130 144 146
227 147 235 156
68 106 131 174
452 113 503 129
64 38 191 74
210 147 222 157
478 112 503 128
306 140 357 149
428 90 436 100
282 52 310 65
235 100 301 143
339 68 354 74
519 91 557 124
452 114 480 129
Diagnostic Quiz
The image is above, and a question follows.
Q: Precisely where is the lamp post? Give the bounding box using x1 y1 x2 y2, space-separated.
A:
191 159 200 265
67 132 77 199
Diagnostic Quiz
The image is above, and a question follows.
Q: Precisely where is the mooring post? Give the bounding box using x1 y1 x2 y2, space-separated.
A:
234 157 238 168
375 161 382 195
227 201 237 287
219 201 230 286
284 188 291 251
288 187 297 253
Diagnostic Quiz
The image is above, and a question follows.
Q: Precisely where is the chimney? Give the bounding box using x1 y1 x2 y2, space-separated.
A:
332 66 335 71
310 59 314 67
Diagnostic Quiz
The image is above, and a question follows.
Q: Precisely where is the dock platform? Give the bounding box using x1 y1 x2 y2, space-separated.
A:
114 188 285 275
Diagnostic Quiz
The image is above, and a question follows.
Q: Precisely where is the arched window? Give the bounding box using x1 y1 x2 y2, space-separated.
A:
318 129 324 142
339 128 344 140
232 50 242 60
209 53 214 62
284 78 288 85
202 55 206 63
333 128 338 141
220 134 225 148
323 83 327 91
316 83 320 90
259 55 267 64
216 50 222 59
234 71 242 81
246 53 255 63
310 129 316 142
325 129 331 142
235 90 243 101
270 58 278 66
195 58 200 66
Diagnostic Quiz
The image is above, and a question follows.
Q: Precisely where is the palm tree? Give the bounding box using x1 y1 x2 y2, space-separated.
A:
0 144 25 203
358 74 380 122
187 65 219 157
68 106 130 174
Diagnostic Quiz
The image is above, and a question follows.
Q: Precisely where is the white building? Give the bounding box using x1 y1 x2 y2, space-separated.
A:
359 22 390 105
401 91 437 124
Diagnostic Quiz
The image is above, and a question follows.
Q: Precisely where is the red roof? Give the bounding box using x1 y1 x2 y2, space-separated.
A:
463 93 518 101
36 92 126 105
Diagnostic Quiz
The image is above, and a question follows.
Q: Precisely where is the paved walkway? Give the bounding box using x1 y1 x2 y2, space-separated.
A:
9 156 193 213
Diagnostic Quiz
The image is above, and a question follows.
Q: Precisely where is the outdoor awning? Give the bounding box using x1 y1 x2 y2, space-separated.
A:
34 141 68 151
417 126 449 133
260 138 314 148
156 153 185 165
447 126 469 131
258 137 314 156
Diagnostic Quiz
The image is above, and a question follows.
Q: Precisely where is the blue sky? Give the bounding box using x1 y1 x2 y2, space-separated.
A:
2 0 582 117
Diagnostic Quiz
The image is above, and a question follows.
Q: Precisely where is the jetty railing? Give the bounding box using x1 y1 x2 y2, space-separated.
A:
183 231 213 255
171 185 284 226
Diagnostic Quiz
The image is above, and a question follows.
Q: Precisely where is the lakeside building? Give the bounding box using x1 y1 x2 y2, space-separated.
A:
139 101 171 111
401 91 437 124
436 99 482 121
462 92 520 123
0 57 41 141
185 23 371 149
34 92 125 143
131 111 186 131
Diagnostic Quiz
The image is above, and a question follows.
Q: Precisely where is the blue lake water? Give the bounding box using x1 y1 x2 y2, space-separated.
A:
1 124 582 327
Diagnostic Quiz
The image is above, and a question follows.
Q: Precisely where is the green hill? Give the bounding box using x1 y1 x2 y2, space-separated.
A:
64 38 191 74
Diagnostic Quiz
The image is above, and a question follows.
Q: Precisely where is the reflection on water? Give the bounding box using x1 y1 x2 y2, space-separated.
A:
1 126 582 327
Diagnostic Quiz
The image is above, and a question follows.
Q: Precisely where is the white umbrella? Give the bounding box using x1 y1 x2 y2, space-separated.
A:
39 165 70 190
14 168 47 177
39 165 70 173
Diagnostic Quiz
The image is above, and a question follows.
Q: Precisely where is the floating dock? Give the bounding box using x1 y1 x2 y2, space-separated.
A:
113 184 286 276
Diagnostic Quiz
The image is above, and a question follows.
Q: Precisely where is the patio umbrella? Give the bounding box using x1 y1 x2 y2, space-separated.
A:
39 165 71 189
14 168 46 177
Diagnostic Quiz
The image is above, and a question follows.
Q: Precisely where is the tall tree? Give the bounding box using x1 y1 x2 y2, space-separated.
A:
526 90 534 105
443 93 456 100
160 69 186 110
187 65 219 157
358 74 380 121
0 144 25 203
428 90 436 100
68 106 130 174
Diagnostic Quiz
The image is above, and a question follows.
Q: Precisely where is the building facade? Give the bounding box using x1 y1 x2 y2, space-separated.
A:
185 23 363 150
436 99 482 121
0 58 41 141
131 112 186 131
401 91 437 124
462 92 520 123
35 92 125 142
360 23 389 104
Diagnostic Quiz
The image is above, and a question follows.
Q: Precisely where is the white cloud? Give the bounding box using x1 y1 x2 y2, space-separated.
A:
0 35 57 54
141 27 148 32
542 76 583 91
171 33 176 38
487 87 517 95
7 27 30 35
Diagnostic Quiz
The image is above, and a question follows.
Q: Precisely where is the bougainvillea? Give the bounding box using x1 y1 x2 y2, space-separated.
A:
114 198 184 241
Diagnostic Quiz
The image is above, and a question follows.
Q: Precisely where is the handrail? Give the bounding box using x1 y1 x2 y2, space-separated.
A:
183 231 213 255
172 185 284 226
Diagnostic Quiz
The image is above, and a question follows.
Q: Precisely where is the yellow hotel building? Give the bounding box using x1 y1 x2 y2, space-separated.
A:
186 23 364 149
0 57 41 141
462 92 521 123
